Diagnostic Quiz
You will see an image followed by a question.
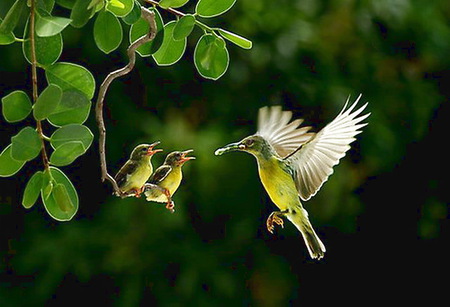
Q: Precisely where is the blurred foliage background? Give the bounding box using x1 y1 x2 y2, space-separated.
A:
1 0 449 305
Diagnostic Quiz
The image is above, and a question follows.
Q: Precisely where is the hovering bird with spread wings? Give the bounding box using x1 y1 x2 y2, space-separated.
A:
215 95 370 260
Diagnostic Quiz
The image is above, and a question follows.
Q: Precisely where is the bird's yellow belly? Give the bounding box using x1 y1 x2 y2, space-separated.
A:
258 160 298 211
122 165 152 191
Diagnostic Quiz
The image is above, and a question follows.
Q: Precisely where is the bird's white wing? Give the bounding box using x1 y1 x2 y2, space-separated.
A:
286 94 370 201
257 106 315 158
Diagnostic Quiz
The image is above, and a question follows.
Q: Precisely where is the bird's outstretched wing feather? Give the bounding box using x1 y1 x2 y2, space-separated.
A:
148 165 172 184
257 106 315 158
286 94 370 201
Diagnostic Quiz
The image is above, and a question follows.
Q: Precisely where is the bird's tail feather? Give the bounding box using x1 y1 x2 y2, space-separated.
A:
286 207 326 260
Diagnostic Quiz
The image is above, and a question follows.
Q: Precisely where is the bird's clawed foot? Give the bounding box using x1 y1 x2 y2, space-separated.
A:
163 189 175 213
266 210 287 234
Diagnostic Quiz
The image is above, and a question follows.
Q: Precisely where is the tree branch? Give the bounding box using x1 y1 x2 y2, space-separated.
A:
95 7 157 195
30 0 49 170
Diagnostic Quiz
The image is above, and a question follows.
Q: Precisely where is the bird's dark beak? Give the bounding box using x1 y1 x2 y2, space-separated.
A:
180 149 195 164
214 142 245 156
147 141 163 156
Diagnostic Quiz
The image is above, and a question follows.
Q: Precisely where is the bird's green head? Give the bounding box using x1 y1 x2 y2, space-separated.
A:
215 135 269 157
164 149 195 167
130 142 162 161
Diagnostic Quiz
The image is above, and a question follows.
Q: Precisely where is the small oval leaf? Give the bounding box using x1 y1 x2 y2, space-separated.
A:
217 28 252 49
159 0 189 9
70 0 95 28
50 141 86 166
0 0 27 34
41 167 78 221
47 90 91 127
194 34 229 80
36 13 72 37
196 0 236 18
50 124 94 150
0 145 25 177
22 171 44 209
106 0 134 17
1 90 32 123
45 62 96 99
94 10 123 54
33 84 63 120
152 21 187 66
172 14 195 41
11 127 42 162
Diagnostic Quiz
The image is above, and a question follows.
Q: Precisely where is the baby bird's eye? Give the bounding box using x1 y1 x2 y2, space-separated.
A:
142 147 148 152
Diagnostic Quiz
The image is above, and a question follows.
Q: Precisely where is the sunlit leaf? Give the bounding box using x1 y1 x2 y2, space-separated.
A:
194 34 229 80
47 90 91 127
0 145 25 177
94 10 123 54
217 28 252 49
22 171 44 209
36 12 72 37
1 90 32 123
106 0 134 17
153 21 186 66
0 17 15 45
33 84 63 120
45 62 96 99
50 124 94 150
50 141 86 166
172 14 195 41
11 127 41 162
41 167 78 221
159 0 189 9
196 0 236 18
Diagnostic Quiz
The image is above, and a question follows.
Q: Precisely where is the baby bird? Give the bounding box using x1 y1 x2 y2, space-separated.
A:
114 142 162 197
144 150 195 212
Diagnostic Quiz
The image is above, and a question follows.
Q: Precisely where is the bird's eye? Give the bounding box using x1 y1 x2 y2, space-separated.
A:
142 147 148 152
245 139 255 147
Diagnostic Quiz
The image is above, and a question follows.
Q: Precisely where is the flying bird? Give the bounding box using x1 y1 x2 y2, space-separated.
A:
114 142 162 198
144 150 195 212
215 95 370 260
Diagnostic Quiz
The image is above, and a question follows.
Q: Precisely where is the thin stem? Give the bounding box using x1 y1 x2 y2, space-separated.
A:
30 0 49 170
95 7 157 195
144 0 185 17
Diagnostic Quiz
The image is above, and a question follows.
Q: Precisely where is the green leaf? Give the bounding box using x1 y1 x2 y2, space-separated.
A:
122 0 141 25
23 19 63 67
50 141 86 166
0 18 15 45
194 34 229 80
22 171 44 209
70 0 95 28
130 8 164 57
196 0 236 18
0 145 25 177
50 124 94 150
41 168 54 200
0 0 27 34
36 12 72 37
94 10 123 54
47 90 91 127
11 127 42 162
172 14 195 41
106 0 134 17
217 28 252 49
41 167 78 221
1 90 32 123
45 62 96 99
33 84 63 120
37 0 56 12
159 0 189 9
56 0 75 9
152 21 186 66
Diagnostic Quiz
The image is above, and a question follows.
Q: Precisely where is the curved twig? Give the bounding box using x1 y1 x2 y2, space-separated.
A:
95 7 157 194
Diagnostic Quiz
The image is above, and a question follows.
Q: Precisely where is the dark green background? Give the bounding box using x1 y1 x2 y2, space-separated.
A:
1 0 449 305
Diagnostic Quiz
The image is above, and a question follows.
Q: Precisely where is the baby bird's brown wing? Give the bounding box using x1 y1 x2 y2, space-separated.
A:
148 165 172 185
